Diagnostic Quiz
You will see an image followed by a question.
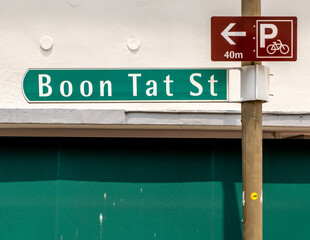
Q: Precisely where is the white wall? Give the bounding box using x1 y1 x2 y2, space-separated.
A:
0 0 308 112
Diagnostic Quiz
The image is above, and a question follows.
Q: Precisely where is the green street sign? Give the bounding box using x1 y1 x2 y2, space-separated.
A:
22 69 228 102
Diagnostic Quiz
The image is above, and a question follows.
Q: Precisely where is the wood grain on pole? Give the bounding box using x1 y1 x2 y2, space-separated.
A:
241 0 263 240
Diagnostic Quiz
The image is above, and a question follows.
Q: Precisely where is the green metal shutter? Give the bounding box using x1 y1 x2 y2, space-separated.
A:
0 138 309 240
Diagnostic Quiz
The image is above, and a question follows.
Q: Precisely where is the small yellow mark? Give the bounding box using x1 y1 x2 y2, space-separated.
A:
251 192 258 200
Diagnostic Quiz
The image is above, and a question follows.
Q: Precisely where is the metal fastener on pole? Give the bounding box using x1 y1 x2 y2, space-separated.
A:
240 65 270 102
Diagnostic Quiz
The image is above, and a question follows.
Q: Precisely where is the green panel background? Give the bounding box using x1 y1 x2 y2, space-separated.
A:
0 138 309 239
22 69 227 102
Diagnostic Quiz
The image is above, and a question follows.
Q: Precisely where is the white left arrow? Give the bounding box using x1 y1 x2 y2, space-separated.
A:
221 23 246 45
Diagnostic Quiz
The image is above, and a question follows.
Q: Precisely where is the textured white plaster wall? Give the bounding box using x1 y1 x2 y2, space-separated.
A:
0 0 307 112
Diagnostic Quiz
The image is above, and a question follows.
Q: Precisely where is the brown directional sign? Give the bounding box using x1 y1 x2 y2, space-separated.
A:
211 17 297 61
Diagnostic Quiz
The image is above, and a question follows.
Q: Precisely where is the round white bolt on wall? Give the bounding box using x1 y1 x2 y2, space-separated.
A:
40 36 54 51
127 38 140 51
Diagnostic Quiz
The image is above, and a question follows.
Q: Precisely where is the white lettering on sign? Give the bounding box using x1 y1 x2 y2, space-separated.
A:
129 73 175 97
38 74 52 97
33 72 224 100
100 81 112 97
260 24 278 48
190 73 203 96
128 73 141 97
208 75 218 96
146 80 157 96
80 80 93 97
190 74 218 96
164 75 173 97
60 81 73 97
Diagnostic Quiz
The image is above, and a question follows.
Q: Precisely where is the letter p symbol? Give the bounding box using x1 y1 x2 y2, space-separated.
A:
260 24 278 48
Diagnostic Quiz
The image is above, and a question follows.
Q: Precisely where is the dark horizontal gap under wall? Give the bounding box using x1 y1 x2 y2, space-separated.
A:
0 137 309 183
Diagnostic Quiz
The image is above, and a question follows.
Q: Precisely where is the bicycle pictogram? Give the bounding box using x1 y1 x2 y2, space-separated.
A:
266 39 290 55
